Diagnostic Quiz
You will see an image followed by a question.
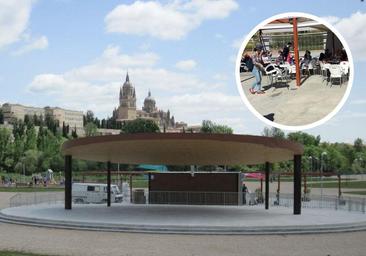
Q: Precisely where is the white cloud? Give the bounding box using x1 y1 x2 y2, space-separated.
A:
350 99 366 105
325 12 366 61
322 16 340 24
231 34 247 49
28 46 212 116
160 92 249 133
164 92 244 115
27 45 248 133
12 35 48 55
105 0 238 40
213 73 228 81
175 59 197 71
0 0 34 48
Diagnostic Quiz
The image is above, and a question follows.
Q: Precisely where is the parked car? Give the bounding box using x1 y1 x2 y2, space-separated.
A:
72 183 123 204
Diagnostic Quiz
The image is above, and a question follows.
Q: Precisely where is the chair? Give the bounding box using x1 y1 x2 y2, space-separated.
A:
329 65 343 87
264 64 289 87
340 61 349 81
311 58 320 75
320 62 330 83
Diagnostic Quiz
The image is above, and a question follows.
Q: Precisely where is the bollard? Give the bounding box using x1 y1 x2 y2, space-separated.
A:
363 198 365 214
335 198 338 211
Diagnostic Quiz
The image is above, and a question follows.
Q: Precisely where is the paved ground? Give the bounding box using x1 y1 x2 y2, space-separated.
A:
0 222 366 256
3 203 365 230
240 73 348 126
1 185 366 256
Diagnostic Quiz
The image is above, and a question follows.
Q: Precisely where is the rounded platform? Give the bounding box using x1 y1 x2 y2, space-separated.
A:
1 204 366 234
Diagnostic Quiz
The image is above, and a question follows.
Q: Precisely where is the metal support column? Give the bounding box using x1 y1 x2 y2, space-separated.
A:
294 155 302 215
65 155 72 210
338 174 342 198
265 162 270 210
107 161 111 207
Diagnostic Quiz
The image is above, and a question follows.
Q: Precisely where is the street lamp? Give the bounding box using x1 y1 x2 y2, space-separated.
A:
320 151 327 201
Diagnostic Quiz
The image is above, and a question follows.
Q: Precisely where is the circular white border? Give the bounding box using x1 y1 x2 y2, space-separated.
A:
235 12 354 131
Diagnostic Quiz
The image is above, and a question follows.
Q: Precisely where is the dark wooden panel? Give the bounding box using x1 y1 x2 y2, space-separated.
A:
149 172 238 192
149 172 239 205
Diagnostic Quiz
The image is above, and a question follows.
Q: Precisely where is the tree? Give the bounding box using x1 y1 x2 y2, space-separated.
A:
354 138 364 153
12 120 26 138
45 113 59 135
121 119 160 134
0 128 13 171
262 127 285 138
24 115 33 127
85 110 95 124
0 108 3 124
84 122 99 137
287 132 320 146
71 127 78 139
24 125 37 151
200 120 233 134
15 149 44 175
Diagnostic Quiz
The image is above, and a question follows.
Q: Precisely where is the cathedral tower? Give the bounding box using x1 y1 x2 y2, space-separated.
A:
117 72 137 121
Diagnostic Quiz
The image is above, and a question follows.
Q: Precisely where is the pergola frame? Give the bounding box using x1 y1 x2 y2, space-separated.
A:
62 133 303 215
259 16 332 87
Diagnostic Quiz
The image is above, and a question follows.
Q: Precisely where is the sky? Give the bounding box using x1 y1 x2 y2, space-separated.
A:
0 0 365 143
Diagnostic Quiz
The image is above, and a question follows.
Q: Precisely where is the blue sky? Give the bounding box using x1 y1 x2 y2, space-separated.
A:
0 0 365 143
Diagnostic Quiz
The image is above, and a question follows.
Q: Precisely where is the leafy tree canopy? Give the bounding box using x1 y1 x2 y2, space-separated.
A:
200 120 233 134
121 118 160 134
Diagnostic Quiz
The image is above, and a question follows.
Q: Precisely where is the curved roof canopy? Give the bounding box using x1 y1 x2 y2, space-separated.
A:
61 133 303 165
261 17 328 34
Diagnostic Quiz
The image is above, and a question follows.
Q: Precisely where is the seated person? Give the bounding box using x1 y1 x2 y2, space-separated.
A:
319 52 326 62
261 50 272 67
300 50 312 70
340 48 348 61
275 50 283 64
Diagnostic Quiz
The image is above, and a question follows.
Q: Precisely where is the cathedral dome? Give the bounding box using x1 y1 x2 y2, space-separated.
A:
143 90 156 114
144 90 156 104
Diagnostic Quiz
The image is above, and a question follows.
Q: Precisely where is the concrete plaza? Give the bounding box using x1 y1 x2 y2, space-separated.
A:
1 203 366 234
240 73 348 126
1 192 366 255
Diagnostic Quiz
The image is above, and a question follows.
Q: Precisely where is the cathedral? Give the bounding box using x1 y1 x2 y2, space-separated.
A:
113 72 179 130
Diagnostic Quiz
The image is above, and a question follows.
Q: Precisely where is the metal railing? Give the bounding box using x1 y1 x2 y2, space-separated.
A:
147 191 239 205
269 192 365 213
9 192 64 208
8 190 366 214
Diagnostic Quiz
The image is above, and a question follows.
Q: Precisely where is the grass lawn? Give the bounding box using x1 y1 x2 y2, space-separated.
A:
0 251 56 256
132 178 148 188
308 181 366 189
343 191 366 196
0 187 64 193
244 177 354 182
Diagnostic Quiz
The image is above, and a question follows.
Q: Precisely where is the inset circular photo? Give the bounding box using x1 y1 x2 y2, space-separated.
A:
236 13 353 130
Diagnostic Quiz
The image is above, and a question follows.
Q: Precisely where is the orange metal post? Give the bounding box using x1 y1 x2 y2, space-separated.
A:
292 17 301 86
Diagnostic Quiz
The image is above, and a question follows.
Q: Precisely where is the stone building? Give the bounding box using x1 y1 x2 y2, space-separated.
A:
1 103 84 133
114 72 182 131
